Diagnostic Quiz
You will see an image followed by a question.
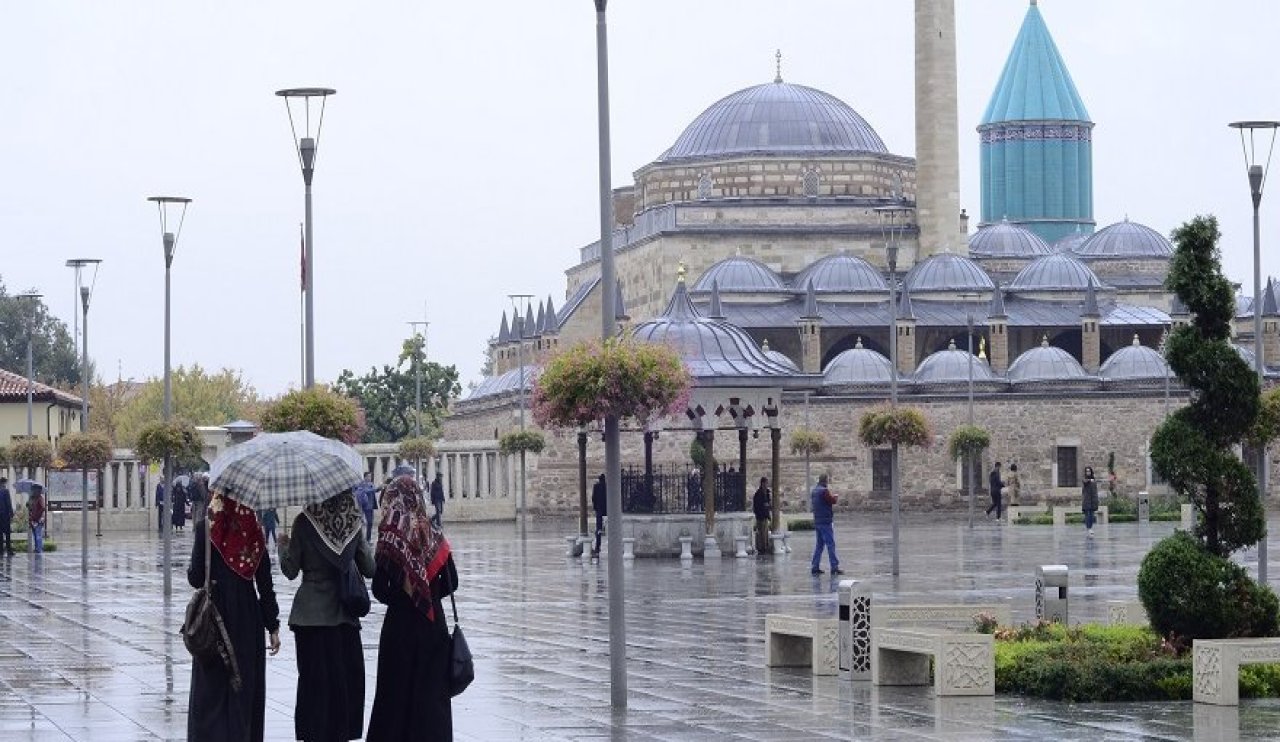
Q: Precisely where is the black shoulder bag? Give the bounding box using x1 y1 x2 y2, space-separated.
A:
447 591 474 697
181 522 243 691
337 542 371 619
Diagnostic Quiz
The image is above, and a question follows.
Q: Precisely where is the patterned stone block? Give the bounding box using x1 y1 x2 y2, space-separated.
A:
1194 638 1280 706
871 627 994 697
765 615 839 676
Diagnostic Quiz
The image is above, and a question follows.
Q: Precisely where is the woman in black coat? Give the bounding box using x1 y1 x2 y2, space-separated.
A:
187 492 281 741
172 482 189 532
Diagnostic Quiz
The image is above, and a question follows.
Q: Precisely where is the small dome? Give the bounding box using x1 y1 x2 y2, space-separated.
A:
759 340 800 372
659 81 888 163
902 253 996 293
914 340 1001 389
1009 252 1105 292
692 256 787 293
1075 219 1173 259
968 221 1052 258
1100 335 1170 384
1008 338 1095 388
793 253 888 294
822 338 898 392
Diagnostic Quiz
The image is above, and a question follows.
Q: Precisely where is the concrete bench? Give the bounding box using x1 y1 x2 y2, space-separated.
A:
1006 504 1047 522
1052 504 1108 526
1106 600 1149 627
871 627 994 696
1193 638 1280 705
765 615 838 676
871 604 1012 632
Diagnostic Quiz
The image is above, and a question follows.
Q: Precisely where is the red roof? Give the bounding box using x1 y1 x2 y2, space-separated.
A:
0 368 83 407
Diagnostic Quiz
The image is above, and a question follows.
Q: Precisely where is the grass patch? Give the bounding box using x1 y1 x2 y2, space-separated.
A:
993 621 1280 701
8 540 57 553
787 518 815 531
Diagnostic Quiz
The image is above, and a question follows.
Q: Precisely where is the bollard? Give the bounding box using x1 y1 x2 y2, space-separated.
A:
734 534 749 558
1137 491 1150 523
1035 565 1069 623
678 535 694 560
566 535 583 558
704 534 721 559
770 532 786 555
581 536 593 564
622 537 635 560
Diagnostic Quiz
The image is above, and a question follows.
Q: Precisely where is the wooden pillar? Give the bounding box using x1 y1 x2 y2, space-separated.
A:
702 429 716 534
578 430 588 536
770 426 782 532
644 431 655 513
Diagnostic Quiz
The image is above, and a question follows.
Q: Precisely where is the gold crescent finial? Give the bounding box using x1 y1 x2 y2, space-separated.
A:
677 262 687 284
979 336 988 359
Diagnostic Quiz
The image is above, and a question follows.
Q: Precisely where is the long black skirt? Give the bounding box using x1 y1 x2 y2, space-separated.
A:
366 602 452 741
292 624 365 742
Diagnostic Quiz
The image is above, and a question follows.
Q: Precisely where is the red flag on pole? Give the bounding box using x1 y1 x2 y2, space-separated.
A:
300 223 306 292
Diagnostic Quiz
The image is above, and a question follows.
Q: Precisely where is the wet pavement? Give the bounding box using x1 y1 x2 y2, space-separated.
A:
1 513 1278 741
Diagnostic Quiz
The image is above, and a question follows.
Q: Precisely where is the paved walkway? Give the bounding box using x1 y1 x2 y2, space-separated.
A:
0 514 1277 741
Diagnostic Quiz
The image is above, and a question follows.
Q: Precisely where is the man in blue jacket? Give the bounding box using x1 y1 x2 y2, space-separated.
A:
810 474 843 575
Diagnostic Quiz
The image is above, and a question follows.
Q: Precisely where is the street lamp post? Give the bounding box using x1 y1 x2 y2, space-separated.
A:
508 294 533 520
277 87 336 389
967 311 976 528
408 321 429 483
68 259 102 549
17 292 42 438
593 0 627 709
148 195 191 599
877 206 911 576
1229 120 1278 585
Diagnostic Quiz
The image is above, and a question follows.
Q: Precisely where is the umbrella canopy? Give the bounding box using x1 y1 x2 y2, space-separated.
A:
172 474 191 489
208 431 364 510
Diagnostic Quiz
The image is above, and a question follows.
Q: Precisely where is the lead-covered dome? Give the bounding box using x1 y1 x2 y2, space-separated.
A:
1007 338 1097 390
692 256 787 294
1008 252 1104 292
968 220 1052 258
902 253 996 294
912 340 1006 393
659 81 888 163
821 338 898 393
1100 335 1170 387
1075 219 1173 259
793 253 888 294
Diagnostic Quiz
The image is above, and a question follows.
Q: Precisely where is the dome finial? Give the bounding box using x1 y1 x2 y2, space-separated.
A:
948 339 957 351
1133 333 1141 346
855 336 863 349
1041 334 1050 347
1030 0 1037 6
979 337 987 359
677 262 687 284
774 49 783 83
761 338 771 352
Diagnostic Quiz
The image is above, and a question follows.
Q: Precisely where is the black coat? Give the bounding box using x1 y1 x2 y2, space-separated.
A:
186 521 280 742
592 479 607 517
0 486 12 530
752 486 771 521
989 469 1004 496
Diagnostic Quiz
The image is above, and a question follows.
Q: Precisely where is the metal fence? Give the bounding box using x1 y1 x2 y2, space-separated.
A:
619 463 746 514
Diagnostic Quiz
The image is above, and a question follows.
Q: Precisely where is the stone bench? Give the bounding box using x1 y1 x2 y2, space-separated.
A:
871 604 1012 632
871 627 994 696
1193 638 1280 705
1052 504 1108 526
1106 600 1149 627
765 615 838 676
1006 504 1047 522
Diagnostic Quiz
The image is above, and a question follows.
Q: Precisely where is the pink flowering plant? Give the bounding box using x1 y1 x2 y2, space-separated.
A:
532 338 692 429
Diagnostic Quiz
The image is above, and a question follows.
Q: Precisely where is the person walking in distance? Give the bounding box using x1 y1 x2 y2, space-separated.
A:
355 472 378 542
28 484 46 554
986 461 1005 520
429 471 445 525
809 474 842 575
591 474 606 557
0 478 13 556
1081 466 1100 536
752 477 771 555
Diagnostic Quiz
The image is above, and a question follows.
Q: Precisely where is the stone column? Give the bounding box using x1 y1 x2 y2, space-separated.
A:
913 0 961 256
798 320 822 373
1263 315 1280 369
1081 316 1100 373
479 452 490 497
441 454 452 503
702 429 716 535
988 318 1010 373
896 317 918 374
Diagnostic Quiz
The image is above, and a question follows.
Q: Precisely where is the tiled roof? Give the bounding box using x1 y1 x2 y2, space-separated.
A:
981 2 1089 124
0 368 83 406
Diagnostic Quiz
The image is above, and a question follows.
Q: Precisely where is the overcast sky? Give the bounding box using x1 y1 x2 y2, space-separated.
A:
2 1 1278 396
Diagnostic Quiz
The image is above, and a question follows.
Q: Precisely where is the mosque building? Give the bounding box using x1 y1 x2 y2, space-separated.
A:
444 1 1280 522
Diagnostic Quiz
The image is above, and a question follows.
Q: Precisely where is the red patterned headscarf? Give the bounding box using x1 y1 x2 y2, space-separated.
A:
376 476 450 621
209 492 266 581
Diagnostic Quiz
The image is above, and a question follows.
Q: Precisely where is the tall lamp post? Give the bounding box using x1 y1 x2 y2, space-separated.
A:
277 87 336 389
508 295 533 518
408 321 429 482
592 0 627 709
68 259 101 573
1229 120 1278 585
877 206 911 576
148 195 190 598
17 292 42 438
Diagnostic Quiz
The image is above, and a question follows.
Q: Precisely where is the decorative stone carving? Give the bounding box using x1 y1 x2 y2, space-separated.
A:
765 615 839 676
871 628 994 696
1194 638 1280 706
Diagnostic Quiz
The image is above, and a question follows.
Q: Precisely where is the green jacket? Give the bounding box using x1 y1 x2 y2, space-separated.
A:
278 513 375 628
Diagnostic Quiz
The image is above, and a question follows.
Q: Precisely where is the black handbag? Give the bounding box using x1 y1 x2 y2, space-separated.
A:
337 549 371 618
181 522 242 691
447 592 474 697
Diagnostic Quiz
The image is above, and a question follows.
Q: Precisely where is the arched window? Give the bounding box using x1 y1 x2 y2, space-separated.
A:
697 171 713 201
802 168 821 198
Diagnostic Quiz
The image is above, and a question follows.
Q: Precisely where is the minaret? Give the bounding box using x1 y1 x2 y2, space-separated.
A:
914 0 962 256
987 287 1010 373
896 286 918 374
798 280 822 373
1262 277 1279 369
1081 277 1101 373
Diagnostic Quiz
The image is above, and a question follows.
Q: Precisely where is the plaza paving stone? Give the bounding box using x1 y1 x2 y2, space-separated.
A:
0 513 1278 740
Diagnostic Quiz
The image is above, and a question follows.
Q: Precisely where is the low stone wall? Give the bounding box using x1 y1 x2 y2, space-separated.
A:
621 513 755 557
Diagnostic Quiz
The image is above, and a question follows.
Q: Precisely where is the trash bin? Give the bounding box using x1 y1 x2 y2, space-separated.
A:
1036 564 1069 623
1137 491 1150 523
838 579 855 681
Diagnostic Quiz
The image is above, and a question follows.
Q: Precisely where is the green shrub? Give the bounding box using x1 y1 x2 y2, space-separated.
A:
787 518 815 532
134 420 203 465
532 337 691 427
689 439 707 469
11 438 53 471
10 539 57 553
947 424 990 461
858 406 931 448
789 429 828 457
397 436 436 462
261 387 365 444
1138 531 1280 643
499 430 545 455
58 432 114 470
1105 495 1136 516
1240 664 1280 698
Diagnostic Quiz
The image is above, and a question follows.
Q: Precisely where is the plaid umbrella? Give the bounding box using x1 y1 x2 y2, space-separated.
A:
208 431 364 510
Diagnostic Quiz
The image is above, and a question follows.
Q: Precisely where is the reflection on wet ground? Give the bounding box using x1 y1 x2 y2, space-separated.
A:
0 513 1277 740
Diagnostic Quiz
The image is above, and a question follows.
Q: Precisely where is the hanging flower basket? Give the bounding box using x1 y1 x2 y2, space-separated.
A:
532 338 691 429
58 432 114 470
397 437 436 462
11 438 53 471
135 420 203 465
947 425 990 461
499 431 545 455
260 387 366 444
858 406 932 449
789 428 829 457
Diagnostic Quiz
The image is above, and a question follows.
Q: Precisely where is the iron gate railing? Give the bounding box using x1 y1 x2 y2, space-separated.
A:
619 463 746 514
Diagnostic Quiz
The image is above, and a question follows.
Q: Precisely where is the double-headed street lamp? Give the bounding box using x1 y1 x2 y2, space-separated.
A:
877 205 912 576
277 87 336 389
148 195 190 598
16 292 42 438
1229 119 1278 585
68 258 102 574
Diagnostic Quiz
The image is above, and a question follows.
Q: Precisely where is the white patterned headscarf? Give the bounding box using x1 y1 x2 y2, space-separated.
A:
302 492 363 556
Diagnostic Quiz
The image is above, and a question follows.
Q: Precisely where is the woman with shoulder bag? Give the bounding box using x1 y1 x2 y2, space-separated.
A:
187 490 281 741
278 491 374 742
367 476 459 742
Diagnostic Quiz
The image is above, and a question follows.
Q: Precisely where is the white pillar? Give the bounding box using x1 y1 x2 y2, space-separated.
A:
479 452 490 497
